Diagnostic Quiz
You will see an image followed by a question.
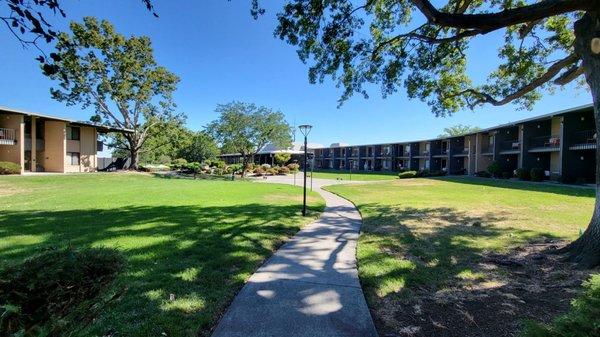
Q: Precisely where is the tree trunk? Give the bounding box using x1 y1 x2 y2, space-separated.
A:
565 10 600 268
127 137 140 170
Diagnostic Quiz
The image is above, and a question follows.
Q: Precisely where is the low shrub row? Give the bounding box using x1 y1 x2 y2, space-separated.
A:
0 161 21 175
253 164 297 176
398 169 448 179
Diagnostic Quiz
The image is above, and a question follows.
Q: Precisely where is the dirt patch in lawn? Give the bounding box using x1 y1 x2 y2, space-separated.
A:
373 241 598 337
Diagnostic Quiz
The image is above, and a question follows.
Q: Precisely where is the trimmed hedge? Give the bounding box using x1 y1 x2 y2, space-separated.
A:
530 168 545 182
398 171 418 179
516 168 530 180
0 161 20 175
487 160 502 178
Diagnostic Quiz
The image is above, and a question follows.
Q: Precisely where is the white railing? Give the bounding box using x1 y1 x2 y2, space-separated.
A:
0 128 16 144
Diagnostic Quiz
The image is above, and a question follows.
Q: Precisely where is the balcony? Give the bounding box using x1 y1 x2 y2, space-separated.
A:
528 135 560 152
569 130 596 150
0 128 16 145
481 143 494 154
499 140 520 154
453 147 470 157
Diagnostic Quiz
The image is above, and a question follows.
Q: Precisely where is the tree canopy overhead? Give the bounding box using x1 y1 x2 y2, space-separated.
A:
264 0 597 114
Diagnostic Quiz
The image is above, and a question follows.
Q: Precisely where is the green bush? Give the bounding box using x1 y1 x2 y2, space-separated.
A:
205 159 226 169
228 163 243 174
287 163 300 173
266 167 278 175
0 247 124 336
277 166 290 175
475 171 492 178
530 168 545 182
522 274 600 337
253 166 266 176
516 168 530 180
502 171 513 179
487 160 502 178
0 161 20 175
429 170 447 177
416 169 430 177
398 171 417 179
170 158 188 170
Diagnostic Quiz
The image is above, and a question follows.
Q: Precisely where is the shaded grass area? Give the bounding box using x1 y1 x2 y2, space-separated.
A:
309 169 398 181
325 177 595 336
0 173 324 337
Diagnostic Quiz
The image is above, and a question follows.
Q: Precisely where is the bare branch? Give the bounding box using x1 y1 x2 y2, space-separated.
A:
450 53 579 107
411 0 591 32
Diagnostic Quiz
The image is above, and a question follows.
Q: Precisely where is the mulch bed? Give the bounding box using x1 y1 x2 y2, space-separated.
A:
375 241 599 337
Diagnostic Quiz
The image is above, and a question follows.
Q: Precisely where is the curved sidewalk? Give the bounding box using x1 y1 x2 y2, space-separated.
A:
211 176 378 337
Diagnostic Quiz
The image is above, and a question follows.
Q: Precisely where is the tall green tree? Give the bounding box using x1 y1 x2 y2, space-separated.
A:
178 131 220 163
438 124 481 138
207 102 292 176
258 0 600 267
43 17 182 169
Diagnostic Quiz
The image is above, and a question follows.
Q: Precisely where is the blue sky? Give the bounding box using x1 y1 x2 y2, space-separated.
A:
0 0 591 147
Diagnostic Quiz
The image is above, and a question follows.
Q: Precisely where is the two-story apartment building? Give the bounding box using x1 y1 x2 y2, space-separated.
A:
312 104 596 183
0 106 129 174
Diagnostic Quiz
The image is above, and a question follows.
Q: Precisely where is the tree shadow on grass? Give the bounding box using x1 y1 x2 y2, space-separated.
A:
0 203 322 337
355 203 575 337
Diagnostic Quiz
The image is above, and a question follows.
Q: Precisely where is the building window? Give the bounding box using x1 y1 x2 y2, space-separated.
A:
67 152 80 165
67 126 80 140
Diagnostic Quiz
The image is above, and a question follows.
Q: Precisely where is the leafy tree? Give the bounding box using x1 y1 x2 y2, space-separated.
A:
178 131 219 164
43 17 182 169
258 0 600 267
438 124 481 138
274 152 292 165
207 101 292 177
136 120 193 164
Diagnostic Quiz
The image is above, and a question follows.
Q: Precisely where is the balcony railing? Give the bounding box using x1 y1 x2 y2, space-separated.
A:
0 128 16 145
500 140 520 152
481 143 494 154
529 135 560 150
570 130 596 150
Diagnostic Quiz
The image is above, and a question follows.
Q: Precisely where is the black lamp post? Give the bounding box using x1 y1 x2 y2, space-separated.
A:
299 124 313 216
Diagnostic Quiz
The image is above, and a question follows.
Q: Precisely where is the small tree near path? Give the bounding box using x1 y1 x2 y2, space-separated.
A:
207 102 292 177
256 0 600 268
274 152 292 166
43 17 182 170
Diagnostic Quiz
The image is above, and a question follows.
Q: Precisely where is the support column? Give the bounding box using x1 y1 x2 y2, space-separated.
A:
31 117 36 172
19 119 25 174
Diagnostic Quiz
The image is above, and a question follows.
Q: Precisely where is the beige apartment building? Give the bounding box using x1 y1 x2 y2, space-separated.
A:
0 106 127 174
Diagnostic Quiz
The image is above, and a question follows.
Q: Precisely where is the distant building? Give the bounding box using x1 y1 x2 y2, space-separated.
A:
312 104 596 183
221 142 324 166
0 106 130 174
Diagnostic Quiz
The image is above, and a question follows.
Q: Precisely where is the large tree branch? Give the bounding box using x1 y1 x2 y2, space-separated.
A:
554 64 584 85
90 91 125 128
452 53 579 108
411 0 592 31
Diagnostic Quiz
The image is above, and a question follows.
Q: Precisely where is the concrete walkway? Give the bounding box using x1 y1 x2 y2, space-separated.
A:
211 175 378 337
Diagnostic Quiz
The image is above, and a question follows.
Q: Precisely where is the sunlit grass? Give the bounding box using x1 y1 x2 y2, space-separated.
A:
309 169 399 181
0 172 324 337
326 176 594 300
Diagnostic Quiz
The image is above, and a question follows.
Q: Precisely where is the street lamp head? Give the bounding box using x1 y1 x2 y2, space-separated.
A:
298 124 313 137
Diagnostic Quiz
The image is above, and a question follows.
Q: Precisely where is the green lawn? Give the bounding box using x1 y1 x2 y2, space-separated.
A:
309 169 398 181
0 173 324 337
325 177 595 334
